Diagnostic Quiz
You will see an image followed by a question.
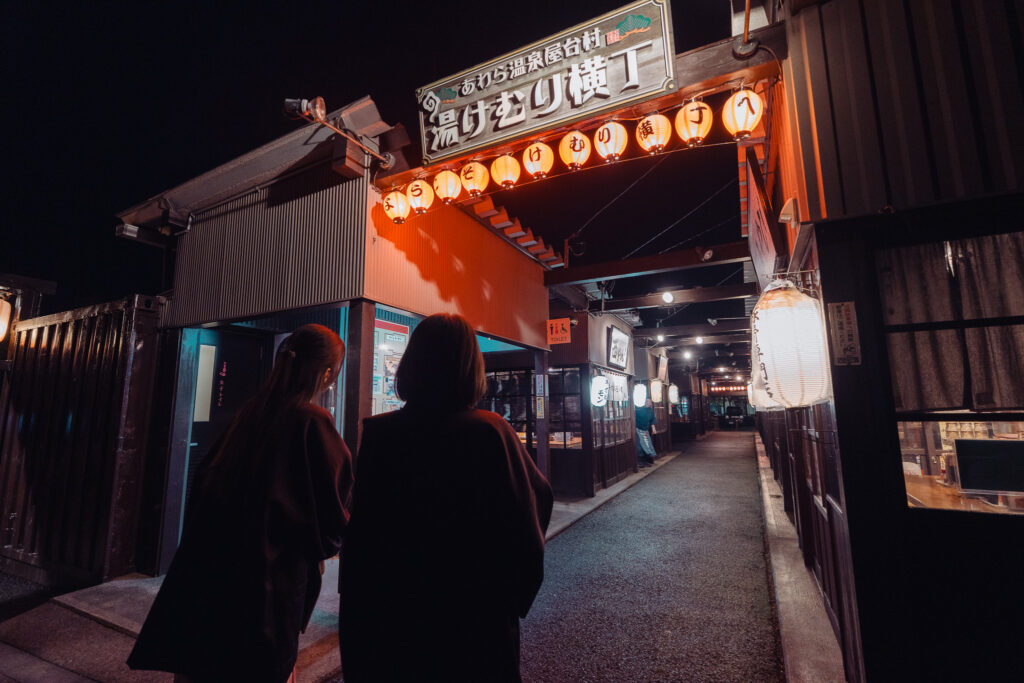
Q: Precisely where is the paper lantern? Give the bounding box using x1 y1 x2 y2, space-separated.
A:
668 383 679 405
490 154 521 189
591 375 610 407
405 179 434 214
675 100 713 147
722 88 765 141
383 191 410 224
594 121 628 162
0 299 10 342
650 379 663 403
459 161 489 196
751 279 833 408
559 131 591 170
633 383 647 408
636 114 671 154
523 142 554 178
433 170 462 204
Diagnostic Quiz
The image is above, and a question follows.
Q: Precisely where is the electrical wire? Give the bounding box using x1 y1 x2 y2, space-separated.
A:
569 155 669 239
621 177 737 259
657 213 740 254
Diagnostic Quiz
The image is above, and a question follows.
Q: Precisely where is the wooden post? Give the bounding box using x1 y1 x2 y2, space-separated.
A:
342 300 375 458
533 350 550 480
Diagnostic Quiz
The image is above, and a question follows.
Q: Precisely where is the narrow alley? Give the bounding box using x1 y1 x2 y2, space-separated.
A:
521 431 783 682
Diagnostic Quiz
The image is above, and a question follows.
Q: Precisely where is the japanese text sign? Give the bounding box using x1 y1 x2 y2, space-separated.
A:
547 317 572 344
417 0 676 164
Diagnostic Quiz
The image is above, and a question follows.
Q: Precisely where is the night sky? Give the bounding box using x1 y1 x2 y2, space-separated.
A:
2 0 736 318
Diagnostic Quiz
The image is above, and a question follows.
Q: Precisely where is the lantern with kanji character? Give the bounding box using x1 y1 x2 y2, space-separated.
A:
433 170 462 204
559 131 591 170
636 114 671 154
459 161 489 196
722 88 764 141
522 141 554 178
594 121 628 162
405 179 434 214
383 190 410 224
490 155 521 189
675 100 713 147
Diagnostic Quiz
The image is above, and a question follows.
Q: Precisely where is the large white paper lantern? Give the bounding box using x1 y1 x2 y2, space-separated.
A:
633 383 647 408
751 279 833 408
668 383 679 404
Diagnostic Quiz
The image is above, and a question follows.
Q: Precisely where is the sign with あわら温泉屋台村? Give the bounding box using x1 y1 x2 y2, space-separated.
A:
417 0 676 164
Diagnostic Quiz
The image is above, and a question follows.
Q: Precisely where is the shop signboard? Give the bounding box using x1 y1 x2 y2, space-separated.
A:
417 0 676 164
746 147 788 288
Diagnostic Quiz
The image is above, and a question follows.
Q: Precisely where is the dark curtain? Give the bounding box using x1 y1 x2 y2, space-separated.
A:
876 231 1024 411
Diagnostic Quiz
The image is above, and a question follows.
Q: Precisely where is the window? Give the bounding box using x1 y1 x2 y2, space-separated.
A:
547 367 582 449
479 369 534 448
591 368 631 448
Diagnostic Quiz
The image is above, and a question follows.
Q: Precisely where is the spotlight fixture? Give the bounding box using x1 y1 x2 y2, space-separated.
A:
283 96 393 169
683 351 693 359
656 334 665 342
696 336 704 344
661 292 674 303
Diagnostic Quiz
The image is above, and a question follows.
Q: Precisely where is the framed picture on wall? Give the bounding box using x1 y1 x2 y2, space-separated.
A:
607 326 629 369
657 354 668 380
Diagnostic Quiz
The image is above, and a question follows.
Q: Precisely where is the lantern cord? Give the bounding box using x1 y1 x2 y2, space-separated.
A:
622 177 738 259
569 155 669 241
657 213 740 254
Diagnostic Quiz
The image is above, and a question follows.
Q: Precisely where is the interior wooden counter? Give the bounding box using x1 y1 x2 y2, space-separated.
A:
904 475 1020 515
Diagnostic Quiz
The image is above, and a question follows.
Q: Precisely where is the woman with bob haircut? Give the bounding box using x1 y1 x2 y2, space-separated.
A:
339 313 553 682
129 324 354 683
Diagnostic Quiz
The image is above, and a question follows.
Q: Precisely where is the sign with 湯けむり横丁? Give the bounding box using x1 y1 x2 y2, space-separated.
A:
417 0 676 164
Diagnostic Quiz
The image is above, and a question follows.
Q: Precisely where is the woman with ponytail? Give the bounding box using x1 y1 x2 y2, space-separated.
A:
129 324 353 683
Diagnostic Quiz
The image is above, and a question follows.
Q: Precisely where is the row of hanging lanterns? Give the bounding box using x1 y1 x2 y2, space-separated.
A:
629 380 681 408
383 88 765 224
749 279 833 410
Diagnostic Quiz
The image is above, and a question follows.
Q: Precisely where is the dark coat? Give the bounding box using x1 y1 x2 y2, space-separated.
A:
339 407 553 682
128 404 353 683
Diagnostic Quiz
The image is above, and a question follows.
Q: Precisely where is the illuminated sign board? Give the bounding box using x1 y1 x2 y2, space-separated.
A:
417 0 676 164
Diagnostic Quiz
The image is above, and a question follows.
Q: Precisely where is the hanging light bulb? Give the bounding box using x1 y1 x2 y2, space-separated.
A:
383 190 410 224
675 100 713 147
433 170 462 204
696 336 704 344
656 334 665 342
459 161 489 196
661 292 674 303
523 141 554 178
636 114 672 154
722 88 765 141
683 350 693 359
559 131 591 170
489 154 521 189
594 121 628 162
633 383 647 408
405 179 434 214
751 279 833 408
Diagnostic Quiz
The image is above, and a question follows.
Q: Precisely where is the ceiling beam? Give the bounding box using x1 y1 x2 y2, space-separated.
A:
544 241 750 287
634 319 749 338
588 281 756 313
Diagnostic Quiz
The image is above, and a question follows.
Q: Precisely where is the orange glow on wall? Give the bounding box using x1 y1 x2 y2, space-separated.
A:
522 142 554 178
459 161 489 196
675 100 713 147
636 114 671 154
594 121 628 162
0 299 10 342
490 155 521 189
559 131 591 170
405 179 434 214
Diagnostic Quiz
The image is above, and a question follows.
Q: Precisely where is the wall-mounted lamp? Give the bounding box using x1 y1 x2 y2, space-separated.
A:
284 96 393 169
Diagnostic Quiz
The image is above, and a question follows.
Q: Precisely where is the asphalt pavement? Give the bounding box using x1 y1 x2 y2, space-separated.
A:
519 431 784 682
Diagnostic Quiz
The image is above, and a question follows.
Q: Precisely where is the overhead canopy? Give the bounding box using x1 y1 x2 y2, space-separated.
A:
117 96 391 231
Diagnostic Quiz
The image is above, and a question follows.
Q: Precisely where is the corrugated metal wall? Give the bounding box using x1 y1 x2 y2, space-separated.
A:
0 296 159 585
164 163 367 328
785 0 1024 220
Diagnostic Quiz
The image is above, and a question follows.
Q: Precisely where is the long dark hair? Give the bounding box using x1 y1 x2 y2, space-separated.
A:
395 313 486 412
202 324 345 493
